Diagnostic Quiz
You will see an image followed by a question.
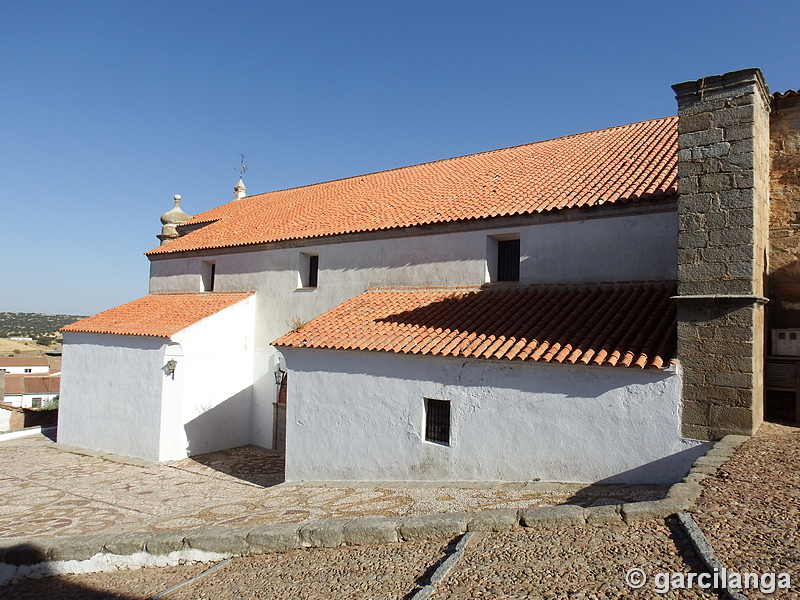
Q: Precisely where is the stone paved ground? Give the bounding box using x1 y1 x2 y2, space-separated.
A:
2 422 798 599
0 434 665 540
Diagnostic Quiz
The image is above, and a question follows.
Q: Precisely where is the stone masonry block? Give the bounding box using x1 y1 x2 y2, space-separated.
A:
300 518 350 548
399 512 468 541
682 400 710 426
679 128 725 150
690 143 731 160
724 124 756 142
246 523 301 553
467 509 519 532
725 208 755 227
678 230 710 250
728 262 754 279
343 518 400 545
683 423 713 441
519 505 585 528
709 405 756 432
678 112 713 134
712 104 755 127
699 172 734 192
700 245 753 263
708 227 753 246
723 151 755 171
184 527 249 555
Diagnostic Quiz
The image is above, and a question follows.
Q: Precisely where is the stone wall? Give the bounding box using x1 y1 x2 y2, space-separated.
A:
768 92 800 331
673 69 771 439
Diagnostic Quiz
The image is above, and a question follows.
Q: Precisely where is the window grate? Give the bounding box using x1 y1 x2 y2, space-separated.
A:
425 398 450 445
497 239 520 281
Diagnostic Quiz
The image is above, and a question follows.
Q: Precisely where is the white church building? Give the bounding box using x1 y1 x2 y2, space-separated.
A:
60 68 797 484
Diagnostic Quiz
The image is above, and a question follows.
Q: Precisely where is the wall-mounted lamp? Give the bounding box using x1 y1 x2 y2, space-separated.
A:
166 359 177 379
274 367 286 385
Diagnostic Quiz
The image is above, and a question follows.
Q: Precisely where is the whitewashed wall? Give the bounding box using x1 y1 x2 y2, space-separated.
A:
159 295 256 460
59 333 167 461
149 210 677 348
281 348 703 484
59 296 257 462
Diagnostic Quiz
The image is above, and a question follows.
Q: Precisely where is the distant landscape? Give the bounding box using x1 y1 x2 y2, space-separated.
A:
0 312 86 340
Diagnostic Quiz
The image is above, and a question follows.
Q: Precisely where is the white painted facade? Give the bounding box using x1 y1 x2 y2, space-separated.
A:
281 348 703 484
148 207 678 446
58 296 256 461
3 390 59 409
0 365 49 375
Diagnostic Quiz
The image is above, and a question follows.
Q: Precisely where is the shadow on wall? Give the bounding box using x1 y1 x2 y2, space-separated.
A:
183 386 254 458
563 443 713 495
0 544 139 599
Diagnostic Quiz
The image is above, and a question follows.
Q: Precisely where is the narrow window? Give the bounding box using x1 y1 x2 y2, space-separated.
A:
497 239 520 281
299 252 319 288
32 398 42 408
308 254 319 288
202 261 216 292
24 368 32 373
424 398 450 445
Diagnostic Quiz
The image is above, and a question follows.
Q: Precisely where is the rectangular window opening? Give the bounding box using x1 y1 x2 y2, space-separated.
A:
202 261 216 292
424 398 450 445
497 239 520 282
299 252 319 288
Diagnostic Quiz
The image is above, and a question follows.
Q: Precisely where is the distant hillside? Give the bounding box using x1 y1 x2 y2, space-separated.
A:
0 312 87 339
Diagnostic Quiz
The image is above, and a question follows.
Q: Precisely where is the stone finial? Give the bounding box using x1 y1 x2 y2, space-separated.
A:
233 178 247 202
157 195 192 245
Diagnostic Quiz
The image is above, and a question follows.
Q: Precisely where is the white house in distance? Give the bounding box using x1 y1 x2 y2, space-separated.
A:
0 356 50 375
60 68 800 483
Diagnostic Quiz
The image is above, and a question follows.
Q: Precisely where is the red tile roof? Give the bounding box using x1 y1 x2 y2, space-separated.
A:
147 117 677 256
0 357 50 368
3 374 59 395
274 282 677 370
60 293 254 338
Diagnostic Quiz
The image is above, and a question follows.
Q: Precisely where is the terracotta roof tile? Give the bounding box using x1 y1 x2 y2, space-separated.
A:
148 117 677 256
273 282 677 370
60 293 254 338
3 374 59 396
0 357 50 368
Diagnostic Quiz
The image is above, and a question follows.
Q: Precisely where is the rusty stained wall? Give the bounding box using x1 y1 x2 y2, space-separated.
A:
769 93 800 331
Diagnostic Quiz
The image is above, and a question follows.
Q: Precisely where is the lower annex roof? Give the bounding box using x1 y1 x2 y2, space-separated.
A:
60 293 254 338
273 282 677 370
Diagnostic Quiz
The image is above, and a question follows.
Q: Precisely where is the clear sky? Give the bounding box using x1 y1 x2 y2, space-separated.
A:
3 1 799 315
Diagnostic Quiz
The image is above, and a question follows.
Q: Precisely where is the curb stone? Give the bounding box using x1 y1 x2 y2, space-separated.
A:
409 532 478 600
0 433 749 574
676 512 749 600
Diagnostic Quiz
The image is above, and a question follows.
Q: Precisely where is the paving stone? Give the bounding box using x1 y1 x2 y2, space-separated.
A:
583 504 623 525
184 526 250 554
144 531 186 555
103 531 149 555
246 523 301 553
45 534 106 561
467 509 518 531
399 512 469 541
342 517 399 545
621 499 686 523
299 518 350 547
667 482 704 501
519 504 585 527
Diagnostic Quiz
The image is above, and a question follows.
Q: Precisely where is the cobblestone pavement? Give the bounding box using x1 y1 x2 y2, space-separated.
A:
3 423 798 599
0 434 665 540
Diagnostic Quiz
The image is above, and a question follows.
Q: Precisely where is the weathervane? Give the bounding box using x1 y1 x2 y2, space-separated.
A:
235 154 248 178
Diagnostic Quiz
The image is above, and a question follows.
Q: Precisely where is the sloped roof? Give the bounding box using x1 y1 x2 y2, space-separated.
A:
274 282 677 370
0 357 50 368
147 116 678 256
60 293 254 338
3 374 60 395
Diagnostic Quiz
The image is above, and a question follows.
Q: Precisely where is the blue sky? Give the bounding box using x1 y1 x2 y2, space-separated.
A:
3 1 799 315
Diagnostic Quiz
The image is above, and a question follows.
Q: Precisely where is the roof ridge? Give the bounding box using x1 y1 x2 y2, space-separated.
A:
239 116 678 201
